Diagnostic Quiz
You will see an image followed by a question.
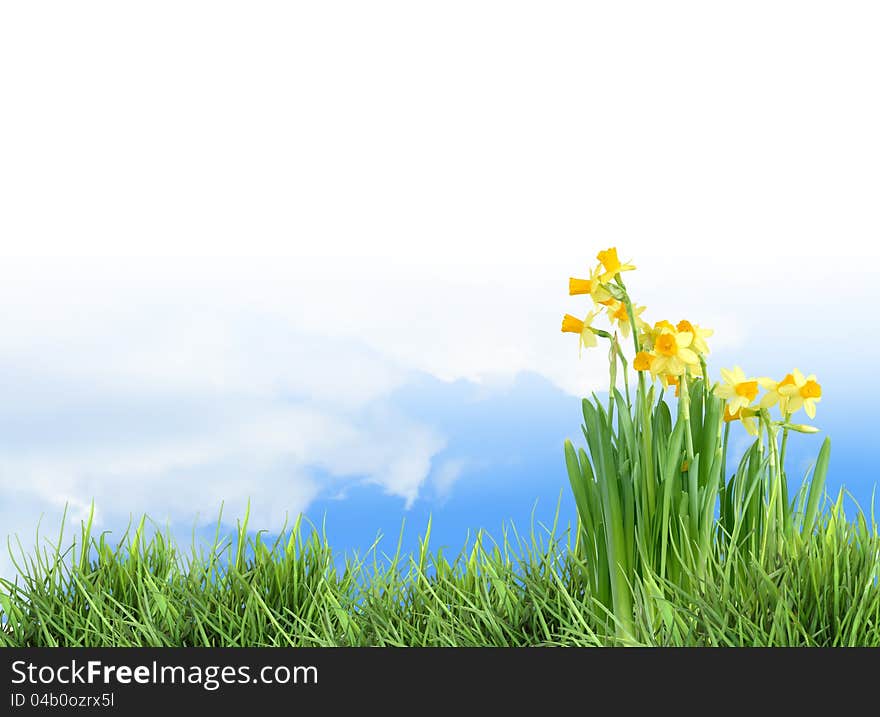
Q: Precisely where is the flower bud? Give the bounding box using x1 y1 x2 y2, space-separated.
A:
781 423 820 434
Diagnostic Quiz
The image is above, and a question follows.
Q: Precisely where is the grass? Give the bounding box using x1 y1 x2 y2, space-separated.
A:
1 490 878 647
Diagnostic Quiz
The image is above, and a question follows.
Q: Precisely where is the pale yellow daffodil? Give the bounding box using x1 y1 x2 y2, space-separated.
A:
638 320 676 353
715 366 760 416
777 368 822 419
677 320 713 356
758 373 797 415
648 325 700 377
605 300 649 338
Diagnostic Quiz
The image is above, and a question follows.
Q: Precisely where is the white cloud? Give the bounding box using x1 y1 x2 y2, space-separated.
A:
432 459 466 503
0 300 447 577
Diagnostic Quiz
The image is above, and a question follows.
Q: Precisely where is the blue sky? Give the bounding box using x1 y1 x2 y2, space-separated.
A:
302 368 880 561
1 3 879 575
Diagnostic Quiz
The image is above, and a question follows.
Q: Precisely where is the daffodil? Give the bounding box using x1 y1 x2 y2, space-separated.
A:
596 247 636 283
605 300 649 338
561 310 600 356
723 406 759 436
662 373 680 397
633 351 655 372
777 368 822 419
758 373 797 415
648 325 700 377
569 265 614 305
676 319 713 356
637 325 654 352
715 366 760 415
637 320 676 353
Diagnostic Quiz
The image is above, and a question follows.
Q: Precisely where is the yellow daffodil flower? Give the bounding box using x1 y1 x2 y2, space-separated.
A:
561 310 600 356
758 373 797 415
637 326 654 352
723 406 759 436
715 366 760 415
596 247 636 283
569 265 615 306
677 319 713 356
605 300 649 338
633 351 655 372
649 326 700 377
644 320 675 351
777 368 822 419
642 319 676 347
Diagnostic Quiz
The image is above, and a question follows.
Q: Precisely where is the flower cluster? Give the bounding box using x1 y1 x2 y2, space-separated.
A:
716 366 822 435
562 247 647 351
561 247 822 434
562 247 710 383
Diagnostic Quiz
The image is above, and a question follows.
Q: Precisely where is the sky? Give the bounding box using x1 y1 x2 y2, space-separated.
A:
1 2 878 575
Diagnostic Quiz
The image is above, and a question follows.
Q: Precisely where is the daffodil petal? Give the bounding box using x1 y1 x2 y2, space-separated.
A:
678 348 699 365
759 393 777 408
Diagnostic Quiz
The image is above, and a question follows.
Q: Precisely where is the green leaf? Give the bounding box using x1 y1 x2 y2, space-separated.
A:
802 437 831 538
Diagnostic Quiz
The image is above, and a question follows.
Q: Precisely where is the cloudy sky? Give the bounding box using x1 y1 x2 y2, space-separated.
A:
1 3 878 574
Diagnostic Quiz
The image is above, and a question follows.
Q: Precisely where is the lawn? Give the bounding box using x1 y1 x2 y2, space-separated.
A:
1 494 878 647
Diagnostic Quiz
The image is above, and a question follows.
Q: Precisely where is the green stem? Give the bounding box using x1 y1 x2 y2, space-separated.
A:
614 341 632 409
680 369 695 463
699 355 710 415
608 337 617 424
759 411 785 561
615 276 642 357
720 420 731 538
779 412 792 471
614 275 655 519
